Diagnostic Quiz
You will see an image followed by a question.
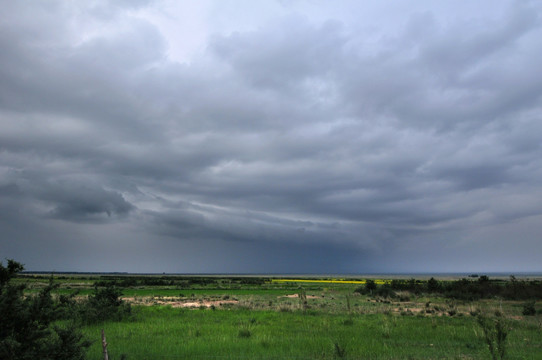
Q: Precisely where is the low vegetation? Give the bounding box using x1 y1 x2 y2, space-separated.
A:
1 260 132 359
0 260 90 360
7 262 542 359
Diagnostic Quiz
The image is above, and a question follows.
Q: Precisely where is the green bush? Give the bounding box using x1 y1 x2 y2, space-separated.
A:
522 301 536 316
0 259 91 360
477 314 509 360
427 277 440 292
374 286 396 299
79 284 131 324
365 279 377 292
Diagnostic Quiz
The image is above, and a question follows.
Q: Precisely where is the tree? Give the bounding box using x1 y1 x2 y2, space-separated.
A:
365 279 377 293
80 283 131 324
427 277 440 293
0 259 91 360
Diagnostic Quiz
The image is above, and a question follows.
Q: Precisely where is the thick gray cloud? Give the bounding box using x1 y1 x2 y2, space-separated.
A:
1 0 542 273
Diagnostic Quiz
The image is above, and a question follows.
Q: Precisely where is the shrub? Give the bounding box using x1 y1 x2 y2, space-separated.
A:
80 284 131 324
374 286 396 299
427 277 440 293
477 314 509 360
447 301 457 317
0 259 91 360
365 279 377 293
522 301 536 316
298 288 308 311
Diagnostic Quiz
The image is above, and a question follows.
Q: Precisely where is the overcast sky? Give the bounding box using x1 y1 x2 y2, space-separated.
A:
1 0 542 273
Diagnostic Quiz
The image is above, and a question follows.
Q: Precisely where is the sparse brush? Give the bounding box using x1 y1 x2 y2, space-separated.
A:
396 291 410 302
278 304 292 312
381 316 393 338
477 314 509 360
298 288 308 311
346 294 352 313
469 306 481 317
446 300 457 317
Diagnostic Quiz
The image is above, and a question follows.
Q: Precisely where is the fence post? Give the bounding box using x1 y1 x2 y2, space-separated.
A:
101 329 109 360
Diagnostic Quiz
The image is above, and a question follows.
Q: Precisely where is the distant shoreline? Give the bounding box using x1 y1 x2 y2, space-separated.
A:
20 271 542 280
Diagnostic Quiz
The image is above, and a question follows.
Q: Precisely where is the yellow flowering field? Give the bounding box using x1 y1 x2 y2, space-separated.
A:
271 278 389 285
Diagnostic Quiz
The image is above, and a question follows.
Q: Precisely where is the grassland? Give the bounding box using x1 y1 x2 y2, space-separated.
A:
17 274 542 359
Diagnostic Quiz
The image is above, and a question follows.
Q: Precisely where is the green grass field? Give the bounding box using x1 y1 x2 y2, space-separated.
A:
17 274 542 359
82 307 542 359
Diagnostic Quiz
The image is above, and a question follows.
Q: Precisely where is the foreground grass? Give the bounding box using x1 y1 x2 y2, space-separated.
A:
82 306 542 359
18 274 542 358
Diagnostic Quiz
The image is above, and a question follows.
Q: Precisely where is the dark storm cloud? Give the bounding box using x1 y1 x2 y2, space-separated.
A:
1 0 542 272
43 183 134 222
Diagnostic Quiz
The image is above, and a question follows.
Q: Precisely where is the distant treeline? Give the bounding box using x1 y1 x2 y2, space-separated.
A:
93 275 268 288
357 276 542 300
18 274 269 286
18 273 542 300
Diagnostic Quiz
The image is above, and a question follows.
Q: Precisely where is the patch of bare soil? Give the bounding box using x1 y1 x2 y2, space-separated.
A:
123 297 239 308
167 300 239 308
281 294 320 299
392 307 425 314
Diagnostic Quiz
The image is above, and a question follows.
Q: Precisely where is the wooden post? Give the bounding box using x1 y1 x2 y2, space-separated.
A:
101 329 109 360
